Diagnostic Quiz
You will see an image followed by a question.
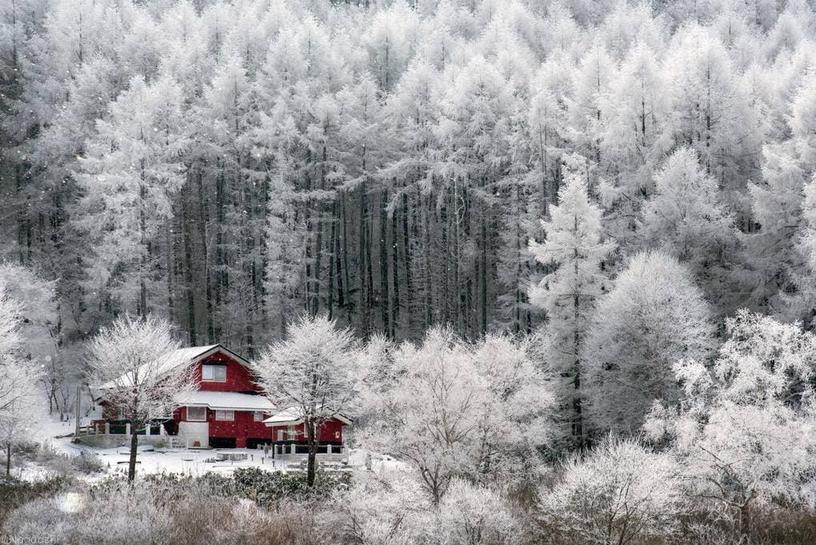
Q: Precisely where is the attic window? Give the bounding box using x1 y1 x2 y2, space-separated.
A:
202 364 227 382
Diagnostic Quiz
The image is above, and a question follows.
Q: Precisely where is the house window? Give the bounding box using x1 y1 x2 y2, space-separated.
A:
187 406 207 422
202 364 227 382
215 410 234 421
253 411 265 422
287 424 296 439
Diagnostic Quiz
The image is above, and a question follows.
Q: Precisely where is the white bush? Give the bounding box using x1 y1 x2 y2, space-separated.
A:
332 470 433 545
437 479 521 545
4 488 172 545
540 437 683 545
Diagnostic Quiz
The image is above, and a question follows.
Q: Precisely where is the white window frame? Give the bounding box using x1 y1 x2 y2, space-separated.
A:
215 410 234 422
287 424 296 439
253 411 265 422
201 364 227 382
186 406 207 422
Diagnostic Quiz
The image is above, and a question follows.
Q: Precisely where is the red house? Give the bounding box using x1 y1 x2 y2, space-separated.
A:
93 344 350 450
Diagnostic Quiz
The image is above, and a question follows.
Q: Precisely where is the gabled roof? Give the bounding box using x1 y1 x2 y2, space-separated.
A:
94 344 251 393
175 391 273 411
263 407 352 426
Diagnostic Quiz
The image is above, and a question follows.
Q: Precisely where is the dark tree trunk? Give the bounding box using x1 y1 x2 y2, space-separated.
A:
182 187 197 345
573 213 584 449
128 425 139 482
390 199 400 338
379 189 390 335
306 418 317 487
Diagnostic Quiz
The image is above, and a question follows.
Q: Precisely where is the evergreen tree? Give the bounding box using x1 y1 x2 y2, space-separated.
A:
528 155 614 447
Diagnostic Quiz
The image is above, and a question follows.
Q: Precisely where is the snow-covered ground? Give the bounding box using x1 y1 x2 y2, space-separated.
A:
16 415 404 482
84 445 286 478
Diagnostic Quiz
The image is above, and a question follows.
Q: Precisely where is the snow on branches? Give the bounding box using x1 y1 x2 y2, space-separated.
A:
645 311 816 534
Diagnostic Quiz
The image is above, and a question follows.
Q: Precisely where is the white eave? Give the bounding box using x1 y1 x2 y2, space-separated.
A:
263 407 352 426
174 391 274 412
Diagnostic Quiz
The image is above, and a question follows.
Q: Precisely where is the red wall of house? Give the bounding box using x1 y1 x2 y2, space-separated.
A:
267 419 345 444
175 406 272 448
193 352 261 393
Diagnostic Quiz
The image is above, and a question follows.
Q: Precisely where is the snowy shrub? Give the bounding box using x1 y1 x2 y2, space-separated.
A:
329 470 432 545
437 479 522 545
4 487 172 545
539 437 683 545
3 478 328 545
28 444 103 475
329 471 523 545
0 476 72 530
225 467 351 507
2 496 76 545
170 490 321 545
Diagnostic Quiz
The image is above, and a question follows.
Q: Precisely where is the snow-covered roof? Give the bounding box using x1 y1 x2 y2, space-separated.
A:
94 344 247 392
263 407 352 426
175 391 274 411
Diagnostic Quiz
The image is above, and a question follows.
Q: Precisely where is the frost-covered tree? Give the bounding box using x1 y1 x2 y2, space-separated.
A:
645 311 816 536
364 328 485 503
0 264 64 414
744 145 808 316
0 283 43 476
663 24 761 203
364 328 555 502
567 40 615 163
0 368 41 477
641 147 738 312
586 251 715 435
539 436 683 545
77 74 188 317
253 315 358 487
86 315 194 481
599 40 669 248
529 156 615 447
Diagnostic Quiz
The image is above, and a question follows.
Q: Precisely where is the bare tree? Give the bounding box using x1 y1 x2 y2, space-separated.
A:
253 315 358 486
86 315 194 481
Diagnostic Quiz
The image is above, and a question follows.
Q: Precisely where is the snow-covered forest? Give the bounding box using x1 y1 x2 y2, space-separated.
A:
6 0 816 351
2 0 816 544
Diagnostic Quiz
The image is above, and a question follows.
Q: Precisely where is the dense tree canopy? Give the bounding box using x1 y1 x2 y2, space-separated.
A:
2 0 816 358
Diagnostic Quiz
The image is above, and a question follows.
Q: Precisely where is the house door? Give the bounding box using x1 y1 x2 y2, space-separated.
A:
178 422 209 448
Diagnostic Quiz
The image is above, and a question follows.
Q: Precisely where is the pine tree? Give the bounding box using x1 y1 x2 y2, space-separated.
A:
528 155 614 447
